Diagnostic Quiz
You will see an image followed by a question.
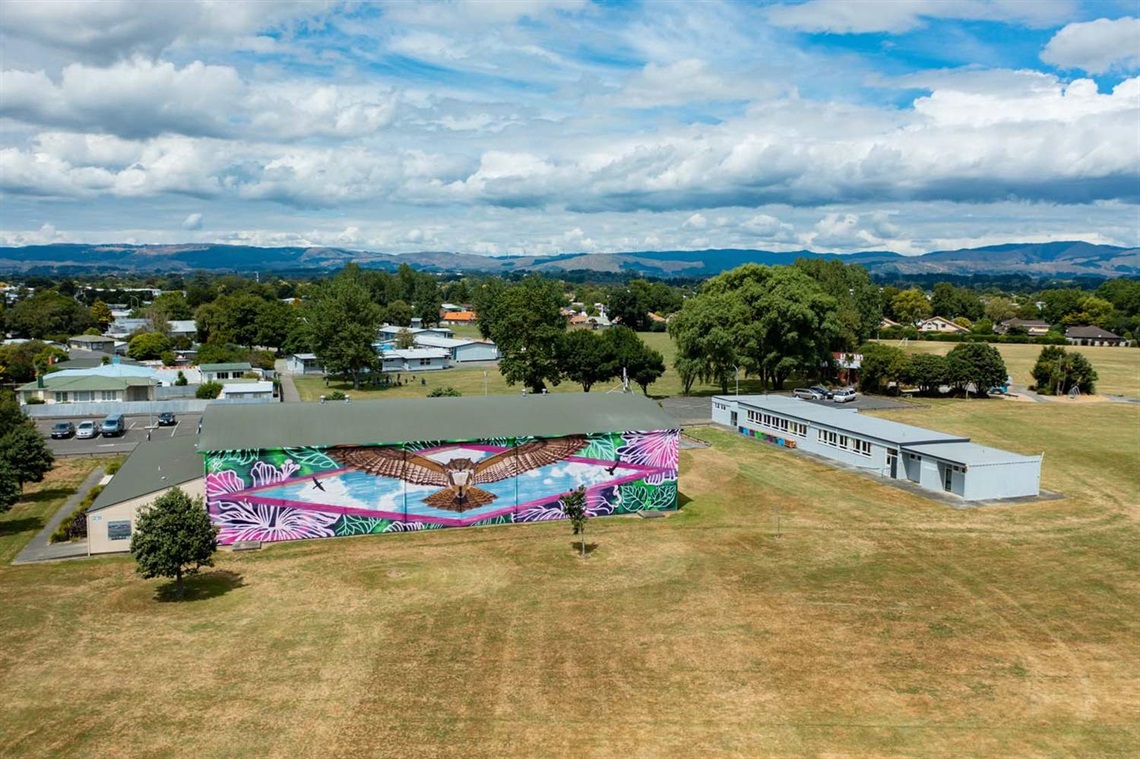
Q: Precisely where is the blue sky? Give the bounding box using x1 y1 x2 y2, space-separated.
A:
0 0 1137 255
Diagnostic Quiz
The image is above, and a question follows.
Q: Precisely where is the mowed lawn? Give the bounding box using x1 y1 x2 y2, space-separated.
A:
0 458 100 564
294 330 776 401
881 340 1140 398
1 403 1137 757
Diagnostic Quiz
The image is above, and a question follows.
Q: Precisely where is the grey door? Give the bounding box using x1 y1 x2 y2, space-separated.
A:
730 411 737 428
887 449 897 478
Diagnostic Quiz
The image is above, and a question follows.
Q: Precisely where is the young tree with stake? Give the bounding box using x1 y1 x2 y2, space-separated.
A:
561 486 589 558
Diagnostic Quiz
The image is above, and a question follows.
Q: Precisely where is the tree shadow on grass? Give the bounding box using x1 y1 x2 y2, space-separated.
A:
155 570 244 603
22 488 76 504
0 517 44 537
569 542 600 557
678 490 693 509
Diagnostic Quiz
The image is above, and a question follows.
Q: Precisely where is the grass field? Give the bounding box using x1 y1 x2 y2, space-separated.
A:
1 402 1137 757
294 330 777 401
0 458 100 564
882 340 1140 398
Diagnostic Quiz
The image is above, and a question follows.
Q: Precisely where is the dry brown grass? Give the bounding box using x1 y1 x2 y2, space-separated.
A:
0 403 1136 757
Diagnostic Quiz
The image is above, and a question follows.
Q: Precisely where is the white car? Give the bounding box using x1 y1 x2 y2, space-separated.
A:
75 421 99 439
832 388 858 403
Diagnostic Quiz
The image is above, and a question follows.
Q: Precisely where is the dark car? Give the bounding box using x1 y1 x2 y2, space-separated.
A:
50 421 75 439
157 412 177 427
809 385 833 399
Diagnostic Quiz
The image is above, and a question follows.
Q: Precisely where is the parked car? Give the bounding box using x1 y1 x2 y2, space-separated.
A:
50 421 75 439
832 388 858 403
100 413 126 437
157 412 177 427
75 421 99 439
792 388 816 400
809 385 834 400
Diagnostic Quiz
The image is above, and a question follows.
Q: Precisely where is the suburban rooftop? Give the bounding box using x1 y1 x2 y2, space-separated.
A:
200 392 678 451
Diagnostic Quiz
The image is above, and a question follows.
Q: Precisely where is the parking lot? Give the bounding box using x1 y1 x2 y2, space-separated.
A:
37 413 202 456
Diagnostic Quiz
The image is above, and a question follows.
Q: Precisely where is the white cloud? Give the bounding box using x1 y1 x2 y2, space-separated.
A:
182 213 203 230
1041 17 1140 74
0 0 336 63
767 0 1076 34
683 213 708 229
0 59 398 141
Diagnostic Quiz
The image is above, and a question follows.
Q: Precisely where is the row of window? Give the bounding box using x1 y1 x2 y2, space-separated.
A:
746 410 808 438
52 391 119 402
817 429 873 457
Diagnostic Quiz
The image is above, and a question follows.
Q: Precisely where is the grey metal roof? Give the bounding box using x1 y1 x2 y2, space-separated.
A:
903 441 1041 466
719 395 968 446
200 392 678 450
199 362 253 372
88 435 204 513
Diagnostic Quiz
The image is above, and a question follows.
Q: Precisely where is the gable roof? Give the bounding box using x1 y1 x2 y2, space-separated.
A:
199 362 253 372
720 395 968 446
1065 325 1121 339
200 392 678 451
88 435 203 513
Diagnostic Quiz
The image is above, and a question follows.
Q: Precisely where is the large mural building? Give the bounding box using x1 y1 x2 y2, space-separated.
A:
198 394 680 545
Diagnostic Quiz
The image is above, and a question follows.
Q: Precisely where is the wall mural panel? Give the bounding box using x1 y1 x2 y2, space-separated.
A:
204 429 679 545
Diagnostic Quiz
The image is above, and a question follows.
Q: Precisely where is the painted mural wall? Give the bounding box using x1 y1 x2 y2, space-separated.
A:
203 429 679 545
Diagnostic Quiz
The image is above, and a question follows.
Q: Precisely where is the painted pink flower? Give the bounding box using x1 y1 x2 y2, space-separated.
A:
206 469 246 500
212 500 339 544
251 459 300 487
206 461 300 501
618 430 679 484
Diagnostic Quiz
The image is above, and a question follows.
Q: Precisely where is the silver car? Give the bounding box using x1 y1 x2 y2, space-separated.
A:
75 421 99 439
832 388 858 403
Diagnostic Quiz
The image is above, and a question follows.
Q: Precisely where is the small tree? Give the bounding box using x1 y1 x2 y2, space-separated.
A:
395 328 416 350
0 423 54 489
947 342 1007 397
175 370 188 386
561 486 588 558
0 461 21 512
196 380 223 399
131 488 218 599
427 386 461 397
127 331 173 361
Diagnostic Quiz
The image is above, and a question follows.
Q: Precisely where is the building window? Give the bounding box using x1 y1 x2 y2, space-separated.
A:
419 358 432 366
101 390 117 401
73 391 94 402
853 439 872 457
818 429 838 447
838 434 849 450
53 392 68 403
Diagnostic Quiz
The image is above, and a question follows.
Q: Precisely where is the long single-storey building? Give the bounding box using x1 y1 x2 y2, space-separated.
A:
412 334 500 362
198 393 679 546
712 395 1041 501
86 435 205 555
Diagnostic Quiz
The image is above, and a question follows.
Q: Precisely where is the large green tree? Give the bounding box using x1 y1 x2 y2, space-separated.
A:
700 265 841 390
947 342 1008 396
5 291 93 339
486 277 566 393
1031 346 1098 395
308 268 384 390
557 329 614 392
668 292 743 394
891 288 932 326
857 342 911 394
0 399 54 489
127 332 173 361
89 299 114 331
793 259 882 348
130 488 218 599
602 326 665 396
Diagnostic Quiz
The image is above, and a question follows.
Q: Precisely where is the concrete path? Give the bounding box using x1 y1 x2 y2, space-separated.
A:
275 359 302 403
12 464 105 564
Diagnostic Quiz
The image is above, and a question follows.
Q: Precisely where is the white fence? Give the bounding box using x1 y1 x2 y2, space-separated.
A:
24 396 278 418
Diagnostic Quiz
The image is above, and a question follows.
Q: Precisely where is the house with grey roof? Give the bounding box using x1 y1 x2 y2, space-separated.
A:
712 395 1042 501
1065 326 1128 346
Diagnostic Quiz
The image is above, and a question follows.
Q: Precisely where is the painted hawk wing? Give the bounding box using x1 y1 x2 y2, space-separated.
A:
472 435 588 484
330 446 450 487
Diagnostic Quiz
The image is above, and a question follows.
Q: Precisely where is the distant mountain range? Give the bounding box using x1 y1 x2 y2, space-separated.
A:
1 241 1136 279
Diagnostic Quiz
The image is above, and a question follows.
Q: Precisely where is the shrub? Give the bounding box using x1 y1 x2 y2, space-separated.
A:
50 484 105 543
195 381 223 399
105 459 123 476
427 386 462 397
25 397 44 405
174 371 188 386
325 390 347 401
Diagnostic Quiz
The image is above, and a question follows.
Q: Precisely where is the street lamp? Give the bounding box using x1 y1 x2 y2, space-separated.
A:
734 365 740 396
483 370 488 397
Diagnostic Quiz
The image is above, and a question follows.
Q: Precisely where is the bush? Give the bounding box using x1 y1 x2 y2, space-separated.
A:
50 484 104 543
105 459 123 476
195 381 223 399
325 390 347 401
174 370 188 386
25 397 44 405
427 386 462 397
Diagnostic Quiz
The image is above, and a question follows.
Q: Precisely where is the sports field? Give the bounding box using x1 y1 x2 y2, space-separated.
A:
885 341 1140 398
2 401 1137 756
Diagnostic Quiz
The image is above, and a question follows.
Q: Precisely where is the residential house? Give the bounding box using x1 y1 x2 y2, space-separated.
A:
1065 326 1129 347
918 316 969 334
220 381 276 400
879 317 902 329
67 334 116 353
439 310 478 326
285 353 325 375
996 318 1051 336
412 334 499 362
200 362 254 382
19 365 158 405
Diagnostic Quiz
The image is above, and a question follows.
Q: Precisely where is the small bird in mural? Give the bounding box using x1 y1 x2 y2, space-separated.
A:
311 476 326 491
330 436 588 513
605 454 621 475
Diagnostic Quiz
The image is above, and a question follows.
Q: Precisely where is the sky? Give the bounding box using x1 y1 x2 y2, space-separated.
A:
0 0 1138 257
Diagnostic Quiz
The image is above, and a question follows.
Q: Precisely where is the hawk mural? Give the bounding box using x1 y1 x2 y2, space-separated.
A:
330 435 588 512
